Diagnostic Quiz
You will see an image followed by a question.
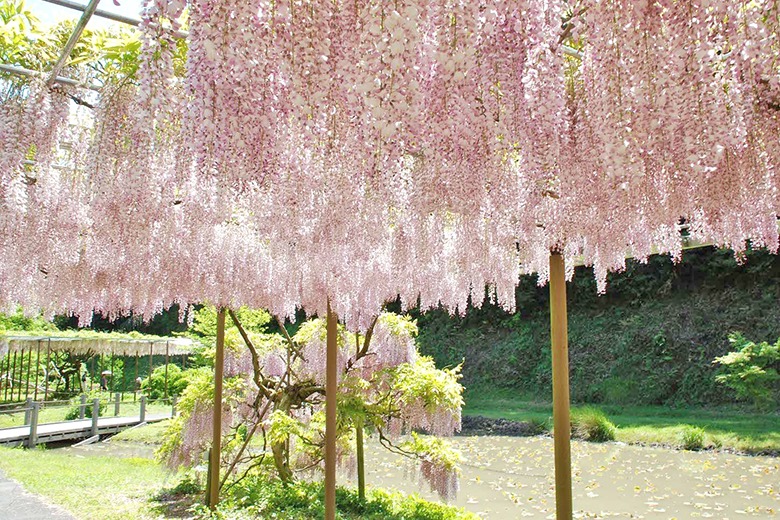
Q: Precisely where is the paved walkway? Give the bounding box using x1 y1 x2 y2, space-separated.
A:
0 470 75 520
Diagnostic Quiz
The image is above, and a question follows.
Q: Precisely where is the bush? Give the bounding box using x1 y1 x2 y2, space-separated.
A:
142 364 191 399
196 477 478 520
571 407 617 442
64 392 106 420
713 333 780 411
679 425 706 451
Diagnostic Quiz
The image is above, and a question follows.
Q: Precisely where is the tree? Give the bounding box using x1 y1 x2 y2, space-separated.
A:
158 307 464 500
714 333 780 411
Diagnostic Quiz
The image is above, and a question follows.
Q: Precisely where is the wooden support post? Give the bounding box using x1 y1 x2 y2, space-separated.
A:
134 352 139 402
79 394 87 420
44 340 51 401
139 395 147 423
148 343 154 389
205 447 213 506
2 351 11 401
550 252 572 520
33 340 41 401
164 341 170 399
114 392 121 416
91 398 100 436
110 351 115 393
10 350 18 401
17 348 24 401
98 352 104 392
172 396 178 417
24 347 32 401
325 300 337 520
28 402 39 448
356 420 366 502
24 398 33 425
207 309 226 509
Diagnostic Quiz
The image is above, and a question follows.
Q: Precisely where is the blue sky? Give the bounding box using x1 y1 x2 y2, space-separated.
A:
27 0 145 30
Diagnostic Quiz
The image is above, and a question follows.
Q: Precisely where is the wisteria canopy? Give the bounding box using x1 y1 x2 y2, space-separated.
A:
0 0 778 327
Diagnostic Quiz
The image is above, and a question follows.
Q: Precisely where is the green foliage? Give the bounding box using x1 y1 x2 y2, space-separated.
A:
679 425 706 451
713 333 780 411
401 432 462 473
417 247 780 408
570 407 617 442
0 307 57 332
380 311 419 338
64 390 106 420
393 357 464 419
142 364 191 399
189 306 272 339
199 476 478 520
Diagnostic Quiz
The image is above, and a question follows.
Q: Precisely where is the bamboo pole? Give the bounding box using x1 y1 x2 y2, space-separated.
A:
90 354 96 392
2 350 11 401
325 300 338 520
25 346 33 401
356 419 366 501
164 341 170 399
148 343 154 382
207 309 226 509
46 0 100 87
110 350 116 393
33 340 41 401
550 252 572 520
11 350 18 401
44 340 51 401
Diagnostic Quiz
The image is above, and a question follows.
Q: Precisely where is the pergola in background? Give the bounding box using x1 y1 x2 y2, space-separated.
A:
0 333 194 402
1 1 778 520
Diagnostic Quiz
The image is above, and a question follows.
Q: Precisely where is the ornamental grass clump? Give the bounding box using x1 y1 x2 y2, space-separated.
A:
571 407 617 442
679 425 706 451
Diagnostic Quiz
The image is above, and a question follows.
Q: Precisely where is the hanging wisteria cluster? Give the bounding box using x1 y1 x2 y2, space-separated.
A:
0 0 778 324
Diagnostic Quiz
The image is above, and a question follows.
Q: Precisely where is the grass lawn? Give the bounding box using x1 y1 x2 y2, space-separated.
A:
0 444 182 520
465 388 780 454
112 420 171 444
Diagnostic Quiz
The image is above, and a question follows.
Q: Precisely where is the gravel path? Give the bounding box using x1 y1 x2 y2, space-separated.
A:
0 470 75 520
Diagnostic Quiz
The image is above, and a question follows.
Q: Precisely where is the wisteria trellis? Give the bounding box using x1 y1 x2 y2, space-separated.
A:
1 0 778 326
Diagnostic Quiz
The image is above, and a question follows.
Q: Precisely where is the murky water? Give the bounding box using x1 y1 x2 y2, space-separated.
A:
65 440 157 459
67 433 779 519
342 436 780 519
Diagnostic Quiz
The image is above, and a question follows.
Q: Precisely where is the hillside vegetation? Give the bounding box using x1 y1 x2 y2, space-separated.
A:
414 247 780 408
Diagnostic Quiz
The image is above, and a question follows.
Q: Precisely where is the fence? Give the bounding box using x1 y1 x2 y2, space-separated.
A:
0 394 177 448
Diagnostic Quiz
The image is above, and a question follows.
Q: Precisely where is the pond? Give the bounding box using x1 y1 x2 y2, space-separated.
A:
68 432 779 518
343 435 779 519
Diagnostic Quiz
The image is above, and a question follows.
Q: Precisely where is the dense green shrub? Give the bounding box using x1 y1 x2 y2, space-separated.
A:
142 364 191 399
713 333 779 411
571 407 617 442
194 477 478 520
679 425 706 451
64 391 106 420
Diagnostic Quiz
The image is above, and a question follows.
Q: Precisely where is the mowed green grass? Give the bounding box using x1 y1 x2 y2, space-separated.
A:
465 388 780 454
0 444 180 520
